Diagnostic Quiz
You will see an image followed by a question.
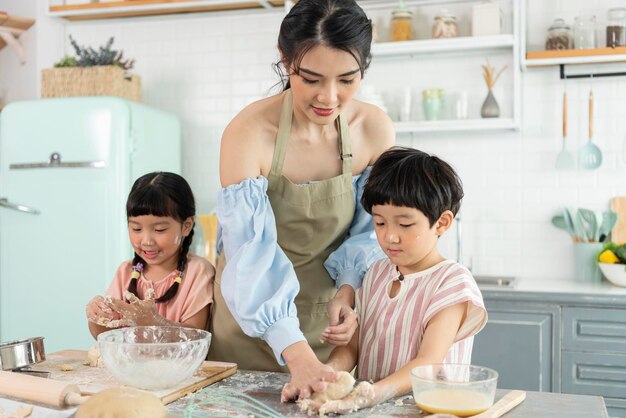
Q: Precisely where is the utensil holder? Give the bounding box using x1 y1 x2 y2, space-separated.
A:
573 242 602 283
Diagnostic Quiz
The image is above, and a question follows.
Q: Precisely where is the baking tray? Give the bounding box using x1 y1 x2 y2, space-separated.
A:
0 337 46 371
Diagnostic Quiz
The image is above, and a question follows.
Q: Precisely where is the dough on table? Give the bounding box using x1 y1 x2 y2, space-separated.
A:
84 343 103 368
7 405 33 418
298 371 355 414
76 387 166 418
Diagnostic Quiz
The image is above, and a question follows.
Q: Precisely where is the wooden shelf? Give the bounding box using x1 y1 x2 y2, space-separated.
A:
49 0 285 21
525 47 626 67
372 34 515 58
394 118 518 134
0 13 36 64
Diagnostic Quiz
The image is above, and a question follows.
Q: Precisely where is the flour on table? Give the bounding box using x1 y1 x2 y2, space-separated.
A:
83 344 103 368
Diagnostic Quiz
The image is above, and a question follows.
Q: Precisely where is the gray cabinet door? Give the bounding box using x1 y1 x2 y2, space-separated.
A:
473 302 561 392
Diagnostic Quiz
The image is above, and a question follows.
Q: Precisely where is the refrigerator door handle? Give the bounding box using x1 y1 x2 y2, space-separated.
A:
0 198 40 215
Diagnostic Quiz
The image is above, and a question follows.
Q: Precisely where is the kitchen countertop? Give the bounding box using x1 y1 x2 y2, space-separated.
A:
0 370 609 417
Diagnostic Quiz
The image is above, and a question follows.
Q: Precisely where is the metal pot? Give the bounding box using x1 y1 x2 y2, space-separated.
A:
0 337 45 371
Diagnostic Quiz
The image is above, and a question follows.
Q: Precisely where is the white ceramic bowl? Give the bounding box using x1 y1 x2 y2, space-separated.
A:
411 364 498 417
98 326 211 390
599 262 626 287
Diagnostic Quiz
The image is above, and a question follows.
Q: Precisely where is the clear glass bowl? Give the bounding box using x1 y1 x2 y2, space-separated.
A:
411 364 498 417
98 326 211 390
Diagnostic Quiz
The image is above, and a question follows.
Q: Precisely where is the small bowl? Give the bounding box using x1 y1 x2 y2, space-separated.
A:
599 262 626 287
98 326 211 390
411 364 498 417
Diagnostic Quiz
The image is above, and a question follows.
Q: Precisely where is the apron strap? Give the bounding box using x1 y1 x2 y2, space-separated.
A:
337 113 352 175
268 90 293 184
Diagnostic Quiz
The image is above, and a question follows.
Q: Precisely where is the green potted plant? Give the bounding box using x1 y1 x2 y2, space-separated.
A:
42 35 140 101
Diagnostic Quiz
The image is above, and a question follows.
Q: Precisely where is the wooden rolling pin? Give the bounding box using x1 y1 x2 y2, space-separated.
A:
0 371 87 407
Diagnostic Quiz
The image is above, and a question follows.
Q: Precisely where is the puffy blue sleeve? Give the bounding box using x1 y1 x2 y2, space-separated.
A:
217 177 305 365
324 166 385 290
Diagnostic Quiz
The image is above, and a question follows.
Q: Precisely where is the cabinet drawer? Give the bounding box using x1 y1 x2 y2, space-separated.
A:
606 397 626 418
563 307 626 352
562 351 626 398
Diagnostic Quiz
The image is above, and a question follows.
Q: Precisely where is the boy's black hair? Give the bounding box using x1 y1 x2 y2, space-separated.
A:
361 146 464 226
126 172 196 303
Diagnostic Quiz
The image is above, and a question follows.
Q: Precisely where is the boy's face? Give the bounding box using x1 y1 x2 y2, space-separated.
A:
371 204 452 275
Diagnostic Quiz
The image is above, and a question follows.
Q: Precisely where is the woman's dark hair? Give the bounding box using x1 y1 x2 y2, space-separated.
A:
273 0 373 90
361 147 464 226
126 172 196 303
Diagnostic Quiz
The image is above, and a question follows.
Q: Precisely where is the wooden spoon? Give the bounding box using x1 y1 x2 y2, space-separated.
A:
426 390 526 418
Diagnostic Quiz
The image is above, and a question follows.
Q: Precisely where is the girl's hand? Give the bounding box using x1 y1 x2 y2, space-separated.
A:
281 341 337 402
106 291 175 327
85 296 120 326
318 381 377 415
323 287 357 346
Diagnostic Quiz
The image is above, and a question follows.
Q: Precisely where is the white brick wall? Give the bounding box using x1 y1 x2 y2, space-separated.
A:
1 0 626 282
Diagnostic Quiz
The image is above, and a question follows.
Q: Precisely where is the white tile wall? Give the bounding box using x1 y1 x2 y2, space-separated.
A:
1 0 626 283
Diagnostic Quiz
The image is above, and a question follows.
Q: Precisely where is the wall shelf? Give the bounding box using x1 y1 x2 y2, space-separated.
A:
525 47 626 67
0 13 36 64
394 118 518 134
48 0 285 21
372 34 515 58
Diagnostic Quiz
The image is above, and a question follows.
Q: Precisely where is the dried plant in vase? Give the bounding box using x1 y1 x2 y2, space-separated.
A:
480 59 507 118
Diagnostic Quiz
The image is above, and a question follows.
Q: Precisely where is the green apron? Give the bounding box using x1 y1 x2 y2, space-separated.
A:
208 90 356 371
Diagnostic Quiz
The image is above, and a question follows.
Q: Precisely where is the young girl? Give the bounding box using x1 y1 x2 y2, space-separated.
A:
86 172 214 338
304 147 487 414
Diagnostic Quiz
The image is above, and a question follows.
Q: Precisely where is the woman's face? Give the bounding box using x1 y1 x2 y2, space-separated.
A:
287 44 362 124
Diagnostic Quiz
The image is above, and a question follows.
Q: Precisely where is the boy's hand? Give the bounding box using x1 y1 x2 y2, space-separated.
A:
318 381 376 415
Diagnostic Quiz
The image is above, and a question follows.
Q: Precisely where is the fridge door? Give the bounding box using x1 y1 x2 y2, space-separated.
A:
0 98 131 352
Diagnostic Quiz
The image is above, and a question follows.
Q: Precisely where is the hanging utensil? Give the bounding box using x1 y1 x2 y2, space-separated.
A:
578 77 602 169
556 80 574 169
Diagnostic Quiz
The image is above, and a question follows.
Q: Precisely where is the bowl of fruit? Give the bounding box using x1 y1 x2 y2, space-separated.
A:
598 242 626 287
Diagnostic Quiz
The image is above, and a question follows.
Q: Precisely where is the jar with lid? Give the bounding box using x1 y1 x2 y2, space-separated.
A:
573 15 596 49
390 8 413 42
607 7 626 47
545 18 572 50
432 9 458 39
422 89 445 121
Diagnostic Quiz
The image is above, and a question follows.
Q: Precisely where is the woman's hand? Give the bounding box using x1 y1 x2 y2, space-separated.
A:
318 381 377 415
322 285 357 346
281 341 337 402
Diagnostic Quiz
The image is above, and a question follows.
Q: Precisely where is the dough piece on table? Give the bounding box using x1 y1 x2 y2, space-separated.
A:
76 387 166 418
7 405 33 418
298 371 355 414
84 344 103 368
60 363 75 371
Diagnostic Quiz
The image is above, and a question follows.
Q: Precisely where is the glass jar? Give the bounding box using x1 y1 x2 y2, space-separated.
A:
432 9 458 39
573 15 596 49
390 9 413 42
607 7 626 47
545 18 572 50
422 89 445 121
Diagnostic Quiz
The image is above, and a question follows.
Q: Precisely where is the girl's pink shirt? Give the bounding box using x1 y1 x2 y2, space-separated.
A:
107 253 214 324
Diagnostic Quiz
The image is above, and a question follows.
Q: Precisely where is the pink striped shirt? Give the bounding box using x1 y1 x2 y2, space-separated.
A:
356 258 487 382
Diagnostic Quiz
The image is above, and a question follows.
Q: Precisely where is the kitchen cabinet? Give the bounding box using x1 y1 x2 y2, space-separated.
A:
48 0 285 21
474 287 626 418
364 0 521 134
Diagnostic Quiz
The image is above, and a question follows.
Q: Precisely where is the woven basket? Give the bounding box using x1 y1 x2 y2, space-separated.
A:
41 66 141 102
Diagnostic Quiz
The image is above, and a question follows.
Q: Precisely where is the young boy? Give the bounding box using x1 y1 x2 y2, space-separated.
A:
313 147 487 414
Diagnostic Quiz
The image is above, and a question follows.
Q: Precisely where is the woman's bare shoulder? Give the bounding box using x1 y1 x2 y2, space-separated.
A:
349 100 396 165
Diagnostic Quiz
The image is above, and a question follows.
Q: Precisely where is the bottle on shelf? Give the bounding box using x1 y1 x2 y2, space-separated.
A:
390 1 413 42
433 9 458 39
545 18 573 50
422 88 445 121
606 7 626 48
573 15 596 49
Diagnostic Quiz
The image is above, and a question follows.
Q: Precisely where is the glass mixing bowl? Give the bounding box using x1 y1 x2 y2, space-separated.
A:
411 364 498 417
98 326 211 390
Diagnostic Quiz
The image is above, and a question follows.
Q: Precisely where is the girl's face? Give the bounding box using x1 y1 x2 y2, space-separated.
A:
128 215 194 273
287 44 362 124
371 204 452 276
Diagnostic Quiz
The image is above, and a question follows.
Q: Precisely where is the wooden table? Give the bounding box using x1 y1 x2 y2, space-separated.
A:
167 370 610 417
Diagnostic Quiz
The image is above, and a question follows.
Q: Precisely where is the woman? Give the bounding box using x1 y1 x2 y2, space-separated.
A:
208 0 395 401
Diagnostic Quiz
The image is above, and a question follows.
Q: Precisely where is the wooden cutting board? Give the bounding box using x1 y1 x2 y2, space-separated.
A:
610 197 626 243
30 350 236 404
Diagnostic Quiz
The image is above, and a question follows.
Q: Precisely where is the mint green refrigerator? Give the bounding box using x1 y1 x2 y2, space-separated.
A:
0 97 181 353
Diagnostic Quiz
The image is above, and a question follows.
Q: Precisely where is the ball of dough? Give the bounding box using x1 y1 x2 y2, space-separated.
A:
312 371 356 403
76 387 166 418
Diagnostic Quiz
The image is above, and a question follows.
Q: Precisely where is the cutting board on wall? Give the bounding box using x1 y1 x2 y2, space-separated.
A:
31 350 236 404
610 197 626 243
